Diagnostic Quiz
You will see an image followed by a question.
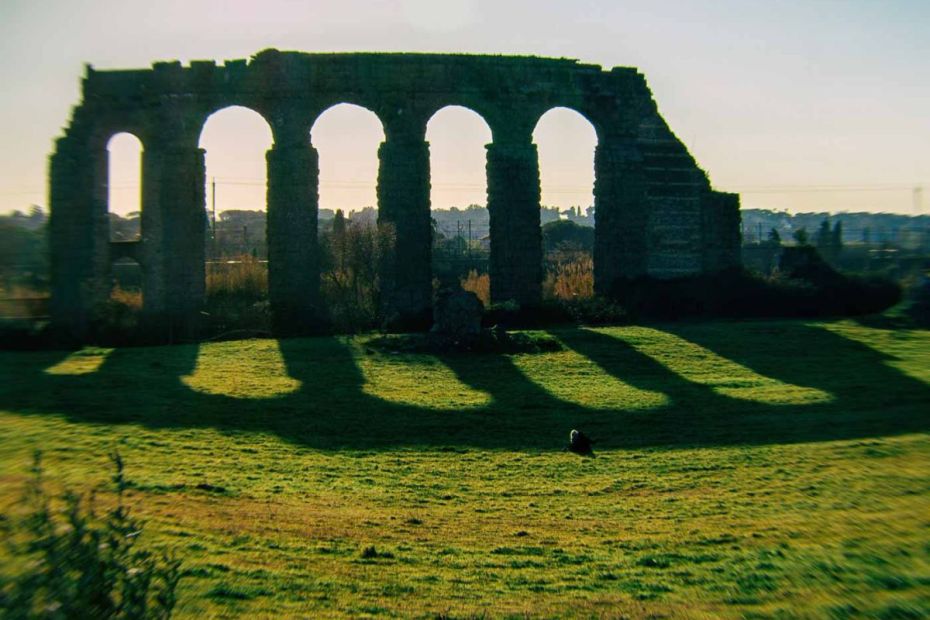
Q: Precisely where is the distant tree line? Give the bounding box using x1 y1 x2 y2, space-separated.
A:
741 208 930 250
0 206 47 293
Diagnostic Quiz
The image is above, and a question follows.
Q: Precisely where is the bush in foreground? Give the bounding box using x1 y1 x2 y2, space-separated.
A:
0 452 181 619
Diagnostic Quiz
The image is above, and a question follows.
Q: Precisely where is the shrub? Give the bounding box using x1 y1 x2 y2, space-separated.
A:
0 452 181 619
0 320 57 351
199 255 273 339
366 329 562 355
88 287 142 345
201 297 272 338
541 220 594 254
319 218 391 332
608 266 902 321
482 300 575 329
561 296 628 325
907 277 930 326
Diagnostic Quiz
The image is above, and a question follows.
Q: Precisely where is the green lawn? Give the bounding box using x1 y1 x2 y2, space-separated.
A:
1 319 929 618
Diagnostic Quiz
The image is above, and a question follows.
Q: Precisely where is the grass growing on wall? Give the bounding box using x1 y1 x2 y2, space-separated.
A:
0 319 928 618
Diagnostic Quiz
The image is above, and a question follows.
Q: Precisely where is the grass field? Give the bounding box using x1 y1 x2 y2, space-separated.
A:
1 319 929 618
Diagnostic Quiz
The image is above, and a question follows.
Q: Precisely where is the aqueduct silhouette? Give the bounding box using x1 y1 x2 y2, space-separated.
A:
49 50 741 338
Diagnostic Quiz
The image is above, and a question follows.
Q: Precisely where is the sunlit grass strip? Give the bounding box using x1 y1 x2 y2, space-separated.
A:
510 348 669 411
181 339 301 399
354 345 492 410
43 347 113 375
818 320 930 386
597 327 833 405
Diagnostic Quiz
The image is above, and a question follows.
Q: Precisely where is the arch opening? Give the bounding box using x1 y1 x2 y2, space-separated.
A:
311 104 385 331
106 132 143 241
110 256 142 311
311 103 385 223
533 107 598 302
426 105 493 303
198 106 274 306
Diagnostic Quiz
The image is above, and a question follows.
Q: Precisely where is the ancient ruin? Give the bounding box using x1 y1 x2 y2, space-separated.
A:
48 50 741 338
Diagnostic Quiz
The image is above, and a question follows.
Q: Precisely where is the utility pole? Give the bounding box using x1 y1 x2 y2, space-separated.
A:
467 219 472 260
211 177 217 259
914 186 923 214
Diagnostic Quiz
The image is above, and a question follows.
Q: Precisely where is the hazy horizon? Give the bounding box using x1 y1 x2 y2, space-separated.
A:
2 0 928 217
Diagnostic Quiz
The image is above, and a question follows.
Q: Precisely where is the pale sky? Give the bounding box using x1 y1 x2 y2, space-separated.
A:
1 0 928 216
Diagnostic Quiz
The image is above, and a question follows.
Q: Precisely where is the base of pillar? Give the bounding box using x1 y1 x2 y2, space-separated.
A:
271 303 329 337
381 307 433 333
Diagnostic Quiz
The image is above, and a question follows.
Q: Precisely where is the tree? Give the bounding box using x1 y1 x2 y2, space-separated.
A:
815 219 844 262
792 227 809 246
541 220 594 254
766 228 782 247
831 221 844 254
331 209 347 271
815 219 832 250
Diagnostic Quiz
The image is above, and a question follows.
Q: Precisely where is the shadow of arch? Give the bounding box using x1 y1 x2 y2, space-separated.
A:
554 325 930 449
1 322 928 452
662 321 930 418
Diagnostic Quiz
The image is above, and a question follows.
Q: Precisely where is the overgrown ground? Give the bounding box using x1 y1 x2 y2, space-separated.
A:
1 319 928 618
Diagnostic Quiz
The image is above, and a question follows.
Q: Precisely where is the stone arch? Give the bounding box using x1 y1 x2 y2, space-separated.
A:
98 131 145 312
533 107 599 301
197 106 274 316
198 104 275 151
426 105 494 299
532 106 598 220
426 105 492 210
106 132 144 225
310 103 385 218
194 102 275 147
531 104 604 144
198 106 274 221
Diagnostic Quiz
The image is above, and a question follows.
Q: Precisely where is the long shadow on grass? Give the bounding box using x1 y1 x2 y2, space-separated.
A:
0 323 927 450
276 338 601 447
555 323 930 447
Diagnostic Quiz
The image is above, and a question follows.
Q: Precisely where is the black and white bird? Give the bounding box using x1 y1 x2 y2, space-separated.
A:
567 429 595 456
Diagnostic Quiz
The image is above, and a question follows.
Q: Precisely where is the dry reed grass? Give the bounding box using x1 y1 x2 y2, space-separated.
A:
543 253 594 301
206 255 268 298
110 284 142 311
460 270 490 307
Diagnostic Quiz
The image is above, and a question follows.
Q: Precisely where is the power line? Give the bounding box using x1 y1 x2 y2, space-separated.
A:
5 181 929 204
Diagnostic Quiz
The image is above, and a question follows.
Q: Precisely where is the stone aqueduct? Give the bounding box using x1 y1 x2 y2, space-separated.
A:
49 50 741 337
